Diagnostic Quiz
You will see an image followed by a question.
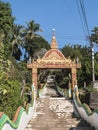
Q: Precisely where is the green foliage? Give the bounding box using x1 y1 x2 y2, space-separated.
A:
0 80 24 119
33 37 50 50
0 0 48 120
22 20 43 60
0 38 24 119
0 1 14 34
79 85 97 106
0 1 15 59
15 61 32 84
0 41 8 83
1 0 98 121
62 44 98 87
91 27 98 44
24 36 50 60
85 86 97 93
11 24 23 60
0 2 42 119
62 44 82 60
95 53 98 79
55 71 63 84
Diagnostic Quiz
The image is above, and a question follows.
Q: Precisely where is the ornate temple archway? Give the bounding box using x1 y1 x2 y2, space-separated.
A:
27 32 81 90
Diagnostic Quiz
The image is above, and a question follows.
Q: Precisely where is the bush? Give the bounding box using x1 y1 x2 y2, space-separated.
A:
0 80 24 119
79 86 97 106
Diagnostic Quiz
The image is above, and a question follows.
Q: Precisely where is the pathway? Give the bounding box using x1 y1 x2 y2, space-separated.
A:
25 97 94 130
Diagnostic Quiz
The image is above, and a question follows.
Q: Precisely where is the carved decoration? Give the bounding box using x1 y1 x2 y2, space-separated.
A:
27 34 81 89
50 36 58 49
37 49 74 66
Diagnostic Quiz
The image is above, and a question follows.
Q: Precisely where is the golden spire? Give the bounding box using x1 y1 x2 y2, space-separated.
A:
51 29 58 49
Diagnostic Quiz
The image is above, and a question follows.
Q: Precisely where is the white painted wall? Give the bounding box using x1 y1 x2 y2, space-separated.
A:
2 100 36 130
73 93 98 130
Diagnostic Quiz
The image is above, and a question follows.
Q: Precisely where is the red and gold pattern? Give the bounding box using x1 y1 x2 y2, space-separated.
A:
27 35 81 89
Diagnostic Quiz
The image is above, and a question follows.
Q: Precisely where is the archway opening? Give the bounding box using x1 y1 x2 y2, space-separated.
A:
38 68 71 89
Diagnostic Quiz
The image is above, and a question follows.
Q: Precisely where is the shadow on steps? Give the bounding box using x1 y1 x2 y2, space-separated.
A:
69 112 95 130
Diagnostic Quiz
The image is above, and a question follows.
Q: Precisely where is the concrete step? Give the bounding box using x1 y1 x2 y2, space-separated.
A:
70 126 95 130
25 97 95 130
40 87 59 97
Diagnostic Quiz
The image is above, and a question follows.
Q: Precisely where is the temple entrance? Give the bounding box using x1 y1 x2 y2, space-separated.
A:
38 68 71 88
27 32 81 91
39 68 72 97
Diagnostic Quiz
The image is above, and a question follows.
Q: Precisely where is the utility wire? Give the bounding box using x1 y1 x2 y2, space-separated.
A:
76 0 92 46
79 0 91 41
76 0 95 82
76 0 87 37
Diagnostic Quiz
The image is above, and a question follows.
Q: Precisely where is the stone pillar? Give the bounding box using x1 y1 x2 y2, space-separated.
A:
32 68 37 89
71 67 77 90
32 68 38 100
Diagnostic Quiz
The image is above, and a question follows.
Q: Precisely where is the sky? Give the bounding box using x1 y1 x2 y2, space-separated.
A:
2 0 98 49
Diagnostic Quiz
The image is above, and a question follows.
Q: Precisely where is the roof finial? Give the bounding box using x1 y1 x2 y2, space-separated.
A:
52 28 55 37
51 28 58 49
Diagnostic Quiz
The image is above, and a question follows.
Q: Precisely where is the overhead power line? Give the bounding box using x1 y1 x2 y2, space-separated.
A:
76 0 91 39
76 0 87 37
76 0 95 83
79 0 90 38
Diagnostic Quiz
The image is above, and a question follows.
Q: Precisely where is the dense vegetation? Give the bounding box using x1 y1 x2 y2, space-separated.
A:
62 44 98 87
38 44 98 88
0 1 98 119
0 1 50 119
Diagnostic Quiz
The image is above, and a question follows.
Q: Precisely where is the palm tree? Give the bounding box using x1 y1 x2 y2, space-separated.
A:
91 27 98 44
11 24 23 60
22 20 42 60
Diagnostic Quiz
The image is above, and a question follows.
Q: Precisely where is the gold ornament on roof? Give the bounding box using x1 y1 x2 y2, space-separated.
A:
51 29 58 49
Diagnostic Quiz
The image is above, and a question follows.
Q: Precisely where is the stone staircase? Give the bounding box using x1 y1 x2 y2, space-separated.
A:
25 87 95 130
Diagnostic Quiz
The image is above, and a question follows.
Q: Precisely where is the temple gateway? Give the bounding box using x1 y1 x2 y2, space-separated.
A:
27 32 81 90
